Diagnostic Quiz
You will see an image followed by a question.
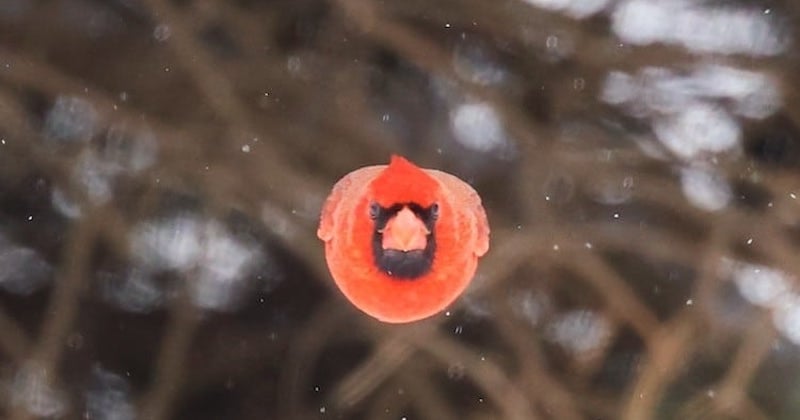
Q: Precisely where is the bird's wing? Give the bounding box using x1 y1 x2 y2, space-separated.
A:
317 165 385 242
427 169 490 257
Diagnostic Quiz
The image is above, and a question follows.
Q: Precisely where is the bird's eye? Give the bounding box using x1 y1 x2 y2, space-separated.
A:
430 203 439 220
369 202 380 219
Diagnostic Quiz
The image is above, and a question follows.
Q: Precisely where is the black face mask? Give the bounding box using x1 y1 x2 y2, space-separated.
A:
370 202 439 279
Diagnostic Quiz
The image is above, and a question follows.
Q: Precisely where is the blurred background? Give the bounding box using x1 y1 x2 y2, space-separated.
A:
0 0 799 419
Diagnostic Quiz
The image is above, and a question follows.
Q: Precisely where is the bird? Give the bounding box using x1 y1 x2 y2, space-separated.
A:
317 155 490 323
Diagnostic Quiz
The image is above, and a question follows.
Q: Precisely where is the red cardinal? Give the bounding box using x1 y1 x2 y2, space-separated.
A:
317 155 490 323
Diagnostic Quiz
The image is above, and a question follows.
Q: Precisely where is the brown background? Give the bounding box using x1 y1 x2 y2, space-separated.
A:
1 1 799 419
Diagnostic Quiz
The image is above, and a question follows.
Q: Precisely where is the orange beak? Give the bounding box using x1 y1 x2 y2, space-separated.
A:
381 207 429 251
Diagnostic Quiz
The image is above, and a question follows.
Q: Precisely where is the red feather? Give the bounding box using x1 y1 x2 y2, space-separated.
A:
370 155 440 207
318 155 490 323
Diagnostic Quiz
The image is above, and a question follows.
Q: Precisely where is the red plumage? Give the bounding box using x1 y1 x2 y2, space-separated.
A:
317 155 490 323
